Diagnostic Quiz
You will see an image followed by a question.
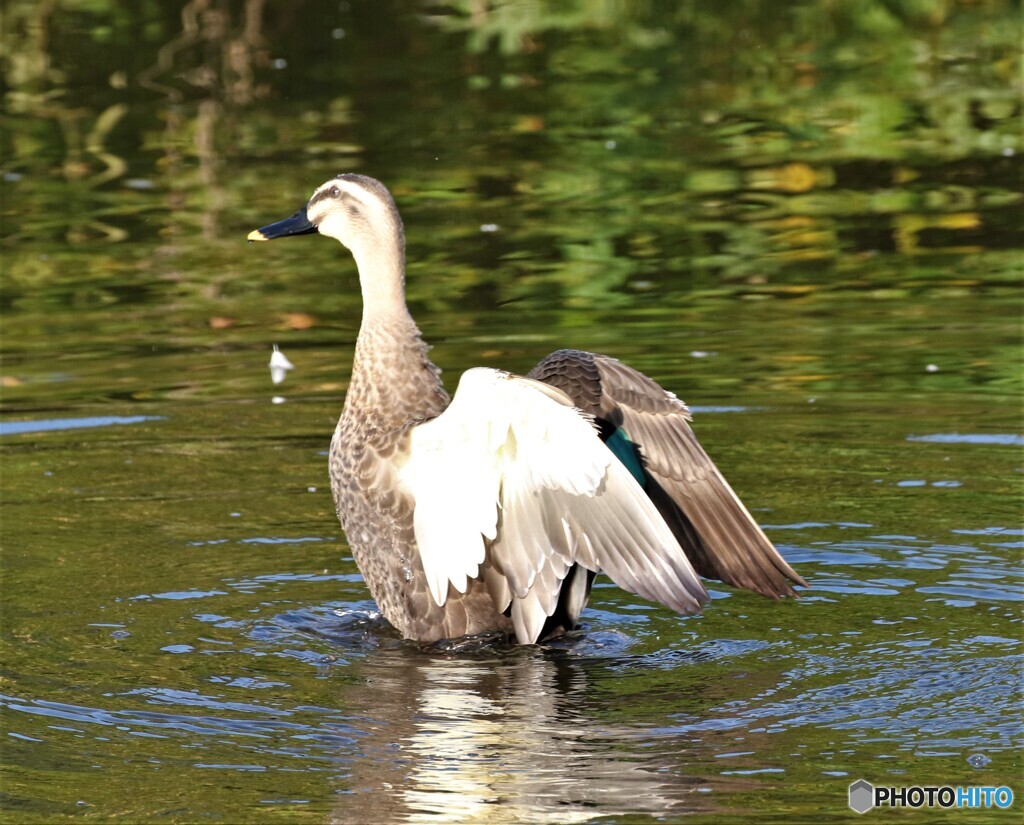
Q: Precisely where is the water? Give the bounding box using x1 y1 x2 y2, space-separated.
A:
2 1 1022 822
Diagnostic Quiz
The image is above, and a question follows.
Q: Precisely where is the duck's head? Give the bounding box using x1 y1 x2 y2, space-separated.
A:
248 174 404 257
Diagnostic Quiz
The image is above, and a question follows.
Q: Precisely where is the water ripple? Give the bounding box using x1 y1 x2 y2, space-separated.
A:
0 415 166 436
907 433 1023 446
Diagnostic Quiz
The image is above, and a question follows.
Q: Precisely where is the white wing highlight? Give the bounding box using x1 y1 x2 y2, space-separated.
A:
399 368 708 640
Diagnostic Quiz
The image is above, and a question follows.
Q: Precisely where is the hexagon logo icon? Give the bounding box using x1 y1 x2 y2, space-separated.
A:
849 779 874 814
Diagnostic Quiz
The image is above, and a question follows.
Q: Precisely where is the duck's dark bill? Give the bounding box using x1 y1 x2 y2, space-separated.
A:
248 208 317 241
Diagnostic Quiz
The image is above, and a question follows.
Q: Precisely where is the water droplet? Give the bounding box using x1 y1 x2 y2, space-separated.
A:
967 753 991 769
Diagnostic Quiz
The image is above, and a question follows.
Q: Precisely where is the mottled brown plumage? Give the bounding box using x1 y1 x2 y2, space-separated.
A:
249 174 805 645
328 319 513 641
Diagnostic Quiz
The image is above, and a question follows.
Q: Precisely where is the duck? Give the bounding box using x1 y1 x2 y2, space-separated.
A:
248 174 806 645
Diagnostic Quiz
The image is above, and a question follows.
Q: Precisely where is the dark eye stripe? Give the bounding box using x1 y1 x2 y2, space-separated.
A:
309 187 340 210
308 182 371 216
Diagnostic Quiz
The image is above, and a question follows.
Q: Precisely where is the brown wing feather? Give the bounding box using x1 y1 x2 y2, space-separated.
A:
528 349 806 599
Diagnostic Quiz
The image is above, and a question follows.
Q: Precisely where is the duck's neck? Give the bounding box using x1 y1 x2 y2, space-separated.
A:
344 244 447 436
353 242 410 325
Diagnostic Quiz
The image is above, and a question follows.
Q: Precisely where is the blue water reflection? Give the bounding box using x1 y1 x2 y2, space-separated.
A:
0 416 165 436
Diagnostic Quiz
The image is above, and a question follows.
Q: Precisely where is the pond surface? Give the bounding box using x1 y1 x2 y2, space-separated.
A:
2 1 1022 822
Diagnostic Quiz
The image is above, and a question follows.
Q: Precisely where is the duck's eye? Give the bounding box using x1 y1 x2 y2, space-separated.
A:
329 186 341 198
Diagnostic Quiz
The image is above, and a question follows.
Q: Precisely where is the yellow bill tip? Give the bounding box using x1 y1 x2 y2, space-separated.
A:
247 229 268 242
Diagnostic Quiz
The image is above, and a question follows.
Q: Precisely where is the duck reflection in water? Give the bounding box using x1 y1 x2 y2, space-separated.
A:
331 642 709 823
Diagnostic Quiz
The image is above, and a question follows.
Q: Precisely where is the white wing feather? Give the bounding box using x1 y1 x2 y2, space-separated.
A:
401 368 600 605
399 368 708 637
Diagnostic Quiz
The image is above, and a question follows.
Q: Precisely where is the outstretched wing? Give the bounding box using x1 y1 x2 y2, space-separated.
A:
398 368 709 643
528 350 807 599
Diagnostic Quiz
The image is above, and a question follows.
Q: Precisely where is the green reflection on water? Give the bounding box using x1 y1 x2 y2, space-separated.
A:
1 0 1021 822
